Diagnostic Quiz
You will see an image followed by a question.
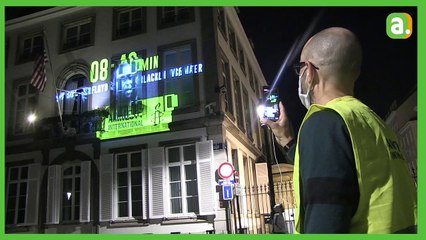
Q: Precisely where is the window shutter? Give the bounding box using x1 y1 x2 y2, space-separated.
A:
25 163 41 225
134 149 145 219
46 165 61 224
99 154 114 222
148 147 165 218
80 161 91 222
255 163 268 185
196 140 215 215
142 149 148 220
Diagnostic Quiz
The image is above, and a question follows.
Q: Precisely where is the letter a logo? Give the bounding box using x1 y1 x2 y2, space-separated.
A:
386 13 413 39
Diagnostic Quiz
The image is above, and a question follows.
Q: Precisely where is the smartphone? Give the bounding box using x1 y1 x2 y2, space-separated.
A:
261 87 280 121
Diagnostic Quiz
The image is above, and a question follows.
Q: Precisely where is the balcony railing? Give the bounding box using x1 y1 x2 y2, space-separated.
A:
34 108 109 139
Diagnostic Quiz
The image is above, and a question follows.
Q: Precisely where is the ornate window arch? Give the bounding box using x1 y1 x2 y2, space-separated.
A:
56 62 91 116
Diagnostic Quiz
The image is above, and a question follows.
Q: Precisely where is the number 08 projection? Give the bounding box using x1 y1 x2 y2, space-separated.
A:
90 58 109 83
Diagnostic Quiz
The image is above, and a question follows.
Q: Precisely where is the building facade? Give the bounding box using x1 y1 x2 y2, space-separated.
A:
385 89 418 186
5 7 269 234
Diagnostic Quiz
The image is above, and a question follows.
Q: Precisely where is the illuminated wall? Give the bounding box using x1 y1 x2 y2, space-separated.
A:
76 50 204 140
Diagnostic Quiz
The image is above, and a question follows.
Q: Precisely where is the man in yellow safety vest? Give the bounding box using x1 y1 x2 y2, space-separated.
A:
261 27 417 233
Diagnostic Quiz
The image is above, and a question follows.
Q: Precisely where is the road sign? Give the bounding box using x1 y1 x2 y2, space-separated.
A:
235 183 242 196
223 185 233 200
218 179 235 185
218 162 234 179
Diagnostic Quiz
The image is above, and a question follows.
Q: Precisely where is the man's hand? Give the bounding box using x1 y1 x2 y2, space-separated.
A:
260 102 294 147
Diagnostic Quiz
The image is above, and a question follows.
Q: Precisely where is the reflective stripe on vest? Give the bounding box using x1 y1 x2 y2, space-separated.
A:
293 96 417 233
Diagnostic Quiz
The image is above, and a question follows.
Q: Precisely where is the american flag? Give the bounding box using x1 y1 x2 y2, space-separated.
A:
30 47 48 91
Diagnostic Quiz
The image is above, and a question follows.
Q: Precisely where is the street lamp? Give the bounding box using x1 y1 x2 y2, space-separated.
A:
27 113 37 123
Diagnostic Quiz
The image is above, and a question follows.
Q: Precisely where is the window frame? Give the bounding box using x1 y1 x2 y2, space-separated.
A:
238 42 246 75
251 99 261 148
13 82 38 136
60 16 95 53
61 74 90 116
220 55 235 120
157 7 195 30
254 74 261 99
109 49 147 121
114 151 145 220
232 70 245 132
112 7 147 40
217 8 227 40
15 32 43 65
248 66 255 92
227 22 238 60
242 86 253 141
165 144 199 216
6 166 29 226
157 39 200 114
60 163 81 223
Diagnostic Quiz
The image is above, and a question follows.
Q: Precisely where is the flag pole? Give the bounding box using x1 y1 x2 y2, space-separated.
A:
42 27 64 130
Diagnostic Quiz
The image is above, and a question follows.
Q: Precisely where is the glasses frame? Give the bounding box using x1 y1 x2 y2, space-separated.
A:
293 61 319 76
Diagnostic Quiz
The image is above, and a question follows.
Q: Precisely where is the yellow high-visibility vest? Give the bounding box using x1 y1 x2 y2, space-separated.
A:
293 96 417 233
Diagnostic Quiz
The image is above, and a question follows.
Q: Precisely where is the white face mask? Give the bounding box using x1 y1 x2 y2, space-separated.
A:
298 72 312 109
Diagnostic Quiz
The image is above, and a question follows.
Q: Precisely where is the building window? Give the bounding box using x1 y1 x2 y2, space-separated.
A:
166 144 199 214
160 43 196 109
115 152 143 219
6 164 40 226
158 7 195 29
233 71 245 131
61 17 94 52
248 67 255 92
113 7 146 40
17 34 43 64
217 8 226 39
6 166 29 225
62 164 81 222
243 87 253 140
238 44 246 74
109 50 147 121
227 23 237 59
46 162 90 224
56 74 91 135
13 83 37 135
254 75 260 99
100 142 214 221
252 99 261 148
61 74 90 116
231 149 240 174
221 57 234 117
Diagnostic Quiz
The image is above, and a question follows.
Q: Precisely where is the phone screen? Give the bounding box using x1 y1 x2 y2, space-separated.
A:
262 87 280 121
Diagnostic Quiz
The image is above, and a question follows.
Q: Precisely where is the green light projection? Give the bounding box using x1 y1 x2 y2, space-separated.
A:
96 94 178 140
89 50 202 140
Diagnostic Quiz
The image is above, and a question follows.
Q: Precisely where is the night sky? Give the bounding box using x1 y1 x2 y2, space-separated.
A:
6 7 417 133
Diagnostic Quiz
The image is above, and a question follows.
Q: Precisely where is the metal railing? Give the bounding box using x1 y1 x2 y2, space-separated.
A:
229 180 295 234
34 110 108 139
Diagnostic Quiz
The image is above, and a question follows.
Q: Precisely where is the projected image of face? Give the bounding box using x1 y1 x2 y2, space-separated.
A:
121 75 134 98
111 61 145 120
116 63 136 99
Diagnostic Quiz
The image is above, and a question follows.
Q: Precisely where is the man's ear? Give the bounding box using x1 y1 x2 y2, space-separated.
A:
306 63 316 88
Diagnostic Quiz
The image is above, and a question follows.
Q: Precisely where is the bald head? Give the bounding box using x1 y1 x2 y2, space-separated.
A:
301 27 362 84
